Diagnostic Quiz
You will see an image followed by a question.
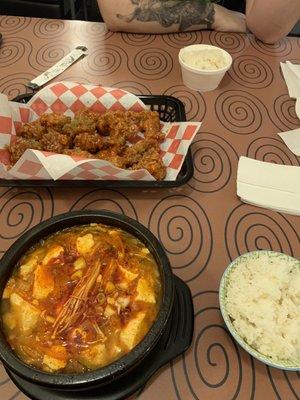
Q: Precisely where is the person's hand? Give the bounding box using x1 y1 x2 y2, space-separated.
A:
213 4 246 33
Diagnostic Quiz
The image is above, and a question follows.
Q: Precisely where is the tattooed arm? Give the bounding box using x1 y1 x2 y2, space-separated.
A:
97 0 246 33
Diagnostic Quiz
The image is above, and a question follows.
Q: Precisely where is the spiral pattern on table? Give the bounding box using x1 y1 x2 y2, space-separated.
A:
225 204 298 261
162 31 201 48
269 94 300 131
171 291 255 400
29 42 71 72
228 55 273 88
76 21 114 41
163 85 206 121
0 73 35 99
0 16 31 33
247 137 300 166
148 196 212 283
215 90 264 134
267 368 300 400
249 36 292 57
69 189 138 220
0 364 10 387
33 19 69 39
188 132 238 193
121 33 156 46
0 363 22 400
0 37 32 68
111 80 152 95
209 32 246 53
128 48 173 80
0 189 54 255
84 45 127 76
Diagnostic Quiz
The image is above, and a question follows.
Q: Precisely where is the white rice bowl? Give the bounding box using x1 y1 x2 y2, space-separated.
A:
219 250 300 370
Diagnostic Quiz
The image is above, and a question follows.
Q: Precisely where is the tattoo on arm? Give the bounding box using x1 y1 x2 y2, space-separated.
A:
117 0 215 31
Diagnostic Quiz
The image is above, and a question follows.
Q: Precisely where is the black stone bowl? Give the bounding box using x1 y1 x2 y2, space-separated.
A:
0 210 174 390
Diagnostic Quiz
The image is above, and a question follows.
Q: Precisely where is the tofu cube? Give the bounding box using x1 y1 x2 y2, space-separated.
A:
119 312 147 350
10 293 40 334
116 281 129 291
2 278 15 299
110 344 122 358
33 264 54 300
43 345 67 371
118 265 138 281
104 304 116 317
117 296 130 309
71 270 83 280
105 282 115 294
73 257 86 270
135 278 156 304
2 313 17 330
20 256 38 277
79 344 108 369
42 245 64 265
76 234 95 255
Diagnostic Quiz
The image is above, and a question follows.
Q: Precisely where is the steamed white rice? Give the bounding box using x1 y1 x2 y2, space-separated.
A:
225 252 300 364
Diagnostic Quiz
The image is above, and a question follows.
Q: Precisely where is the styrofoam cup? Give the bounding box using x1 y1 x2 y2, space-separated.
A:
179 44 232 92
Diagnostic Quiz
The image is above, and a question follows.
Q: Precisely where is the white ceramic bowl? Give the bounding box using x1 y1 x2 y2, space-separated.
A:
219 250 300 371
178 44 232 92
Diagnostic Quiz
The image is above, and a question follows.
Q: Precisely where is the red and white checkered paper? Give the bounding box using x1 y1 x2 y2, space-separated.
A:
0 82 201 181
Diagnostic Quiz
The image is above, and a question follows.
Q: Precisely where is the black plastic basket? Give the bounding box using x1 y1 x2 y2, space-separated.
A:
0 93 194 188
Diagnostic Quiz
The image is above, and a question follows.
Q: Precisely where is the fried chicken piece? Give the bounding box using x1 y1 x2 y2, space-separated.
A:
97 149 125 169
123 139 159 166
138 111 164 142
63 148 95 159
73 132 105 153
8 109 166 180
97 110 164 145
97 112 119 137
124 111 142 122
96 115 109 135
9 137 43 165
130 147 166 180
39 113 71 132
97 111 139 141
63 110 99 138
16 120 45 140
75 109 99 123
39 129 71 153
104 135 126 152
62 123 77 140
123 138 166 180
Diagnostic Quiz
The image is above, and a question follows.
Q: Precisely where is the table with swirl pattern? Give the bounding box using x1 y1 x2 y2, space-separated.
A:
0 15 300 400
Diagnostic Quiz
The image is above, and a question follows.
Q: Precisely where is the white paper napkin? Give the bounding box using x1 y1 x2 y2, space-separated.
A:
278 128 300 156
280 61 300 100
279 62 300 155
296 98 300 120
237 156 300 216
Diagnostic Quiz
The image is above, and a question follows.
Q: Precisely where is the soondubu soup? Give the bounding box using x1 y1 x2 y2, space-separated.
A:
1 224 161 373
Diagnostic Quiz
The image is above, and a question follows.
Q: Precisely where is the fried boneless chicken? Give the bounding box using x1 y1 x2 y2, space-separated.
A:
40 129 71 153
8 110 166 180
124 139 165 180
17 121 45 141
39 113 71 131
9 138 42 165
